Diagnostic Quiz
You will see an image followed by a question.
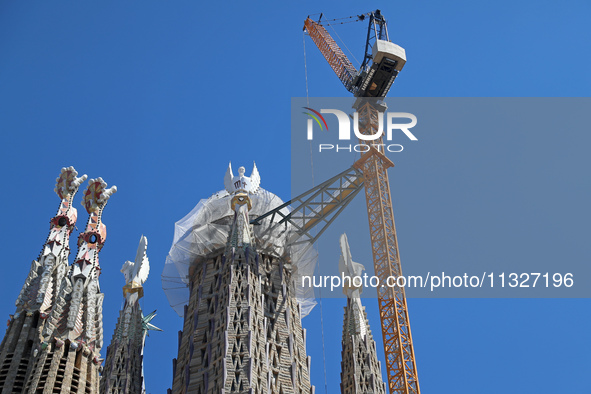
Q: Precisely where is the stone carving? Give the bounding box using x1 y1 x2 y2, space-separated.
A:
224 162 261 195
121 235 150 304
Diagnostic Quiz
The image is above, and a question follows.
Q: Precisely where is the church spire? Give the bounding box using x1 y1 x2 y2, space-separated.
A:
0 166 86 393
339 233 387 394
100 235 161 394
15 167 87 316
25 177 116 393
225 162 259 251
169 163 314 394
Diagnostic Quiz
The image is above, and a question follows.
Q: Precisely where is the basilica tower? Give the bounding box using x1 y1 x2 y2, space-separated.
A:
338 234 386 394
100 235 161 394
164 163 314 394
25 176 116 393
0 167 86 393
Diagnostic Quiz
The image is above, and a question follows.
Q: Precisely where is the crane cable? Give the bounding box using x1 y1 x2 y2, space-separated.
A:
303 30 329 394
307 12 368 24
324 18 362 68
310 17 361 164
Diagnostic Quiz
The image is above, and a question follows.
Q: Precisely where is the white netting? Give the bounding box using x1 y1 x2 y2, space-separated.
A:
161 188 317 317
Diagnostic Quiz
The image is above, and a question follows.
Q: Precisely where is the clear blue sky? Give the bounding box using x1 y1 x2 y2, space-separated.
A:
1 1 589 393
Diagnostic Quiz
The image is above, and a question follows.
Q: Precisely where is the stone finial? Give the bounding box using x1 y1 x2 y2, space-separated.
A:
224 162 260 195
54 166 87 200
82 177 117 214
338 233 366 298
121 235 150 301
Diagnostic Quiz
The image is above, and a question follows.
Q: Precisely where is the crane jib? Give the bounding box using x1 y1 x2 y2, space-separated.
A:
304 18 360 93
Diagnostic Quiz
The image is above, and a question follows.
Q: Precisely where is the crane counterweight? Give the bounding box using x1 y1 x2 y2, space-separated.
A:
356 39 406 98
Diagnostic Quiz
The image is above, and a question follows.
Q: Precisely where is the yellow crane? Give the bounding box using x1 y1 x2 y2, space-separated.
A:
304 11 420 394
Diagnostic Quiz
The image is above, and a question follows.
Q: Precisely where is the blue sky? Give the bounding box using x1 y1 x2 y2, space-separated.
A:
1 1 590 393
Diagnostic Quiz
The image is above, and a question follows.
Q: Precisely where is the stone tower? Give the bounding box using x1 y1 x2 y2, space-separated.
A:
338 234 386 394
340 298 387 394
166 163 314 394
24 176 117 393
100 236 161 394
0 167 87 393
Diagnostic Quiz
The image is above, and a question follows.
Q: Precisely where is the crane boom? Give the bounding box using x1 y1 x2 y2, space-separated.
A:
304 10 420 394
304 17 359 93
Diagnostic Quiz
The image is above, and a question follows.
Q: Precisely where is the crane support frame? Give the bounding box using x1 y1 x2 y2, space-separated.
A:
353 102 420 394
360 10 390 72
251 166 365 252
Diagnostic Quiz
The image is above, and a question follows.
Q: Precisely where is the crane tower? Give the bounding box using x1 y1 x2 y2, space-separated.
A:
304 10 420 394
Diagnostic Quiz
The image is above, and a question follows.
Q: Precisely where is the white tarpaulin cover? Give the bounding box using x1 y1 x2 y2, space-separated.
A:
162 188 317 317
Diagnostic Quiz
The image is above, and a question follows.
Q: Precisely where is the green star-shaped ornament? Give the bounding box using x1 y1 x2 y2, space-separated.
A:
141 310 162 336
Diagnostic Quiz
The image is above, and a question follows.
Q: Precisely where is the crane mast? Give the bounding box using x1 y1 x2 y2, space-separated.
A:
353 103 420 394
304 11 420 394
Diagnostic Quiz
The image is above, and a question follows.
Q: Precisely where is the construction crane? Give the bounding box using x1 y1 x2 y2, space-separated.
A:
304 10 406 99
303 10 420 394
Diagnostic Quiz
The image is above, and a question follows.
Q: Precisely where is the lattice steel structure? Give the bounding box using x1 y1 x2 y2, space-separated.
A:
353 102 419 393
251 165 364 251
303 18 359 93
